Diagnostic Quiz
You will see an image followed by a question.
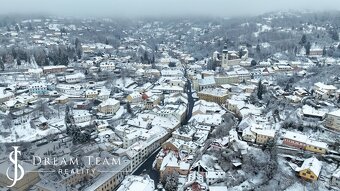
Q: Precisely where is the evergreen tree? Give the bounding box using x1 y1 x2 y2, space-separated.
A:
27 22 34 31
329 30 339 41
75 38 83 59
300 34 307 45
0 58 4 71
44 57 50 66
15 24 20 33
257 79 264 100
251 60 257 66
305 42 311 55
126 102 132 114
256 44 261 53
322 47 327 57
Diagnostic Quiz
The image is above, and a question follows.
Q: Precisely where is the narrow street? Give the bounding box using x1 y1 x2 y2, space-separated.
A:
131 67 195 186
183 68 195 125
132 148 161 187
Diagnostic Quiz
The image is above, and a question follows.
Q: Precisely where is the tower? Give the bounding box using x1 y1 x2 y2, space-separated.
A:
221 44 229 69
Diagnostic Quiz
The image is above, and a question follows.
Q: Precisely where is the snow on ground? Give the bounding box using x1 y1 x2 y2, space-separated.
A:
284 182 305 191
0 116 66 143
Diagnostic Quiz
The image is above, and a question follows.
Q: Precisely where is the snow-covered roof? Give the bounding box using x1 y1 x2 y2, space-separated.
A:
198 76 215 86
65 72 85 80
302 105 326 118
198 88 228 97
160 151 179 171
99 98 119 107
299 157 322 177
314 82 337 90
282 131 308 143
306 139 328 149
328 109 340 117
252 128 276 138
206 171 226 179
117 175 154 191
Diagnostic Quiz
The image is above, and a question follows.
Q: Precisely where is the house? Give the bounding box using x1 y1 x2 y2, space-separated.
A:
98 98 120 115
309 48 323 57
325 110 340 131
161 138 183 152
298 157 322 181
72 110 92 124
144 95 161 109
29 82 48 95
126 92 142 103
159 151 190 179
331 168 340 188
172 126 196 142
97 88 111 101
99 61 115 71
85 89 98 99
198 76 216 91
253 129 276 144
65 73 85 83
55 95 69 104
206 171 226 185
116 175 154 191
314 82 337 99
0 89 14 104
33 116 49 130
242 127 256 143
182 171 208 191
153 84 184 93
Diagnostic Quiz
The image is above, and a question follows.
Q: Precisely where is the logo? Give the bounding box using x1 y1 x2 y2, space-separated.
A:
6 146 24 188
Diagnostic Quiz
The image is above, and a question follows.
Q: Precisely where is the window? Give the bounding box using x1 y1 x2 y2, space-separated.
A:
310 175 314 179
302 173 306 176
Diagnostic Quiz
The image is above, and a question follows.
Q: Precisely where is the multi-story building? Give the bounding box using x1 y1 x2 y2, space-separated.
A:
65 73 85 83
331 169 340 188
197 88 229 105
282 131 308 149
253 129 276 144
126 92 142 103
99 61 115 71
305 140 328 154
314 82 337 99
85 89 98 99
0 88 14 104
42 65 67 74
98 98 120 115
0 161 40 191
325 110 340 131
29 82 48 95
83 159 131 191
72 110 92 124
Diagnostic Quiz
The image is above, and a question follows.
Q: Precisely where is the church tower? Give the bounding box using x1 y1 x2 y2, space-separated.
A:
221 44 229 69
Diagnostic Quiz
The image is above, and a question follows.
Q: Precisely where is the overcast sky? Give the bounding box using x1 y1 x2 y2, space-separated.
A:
1 0 340 18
